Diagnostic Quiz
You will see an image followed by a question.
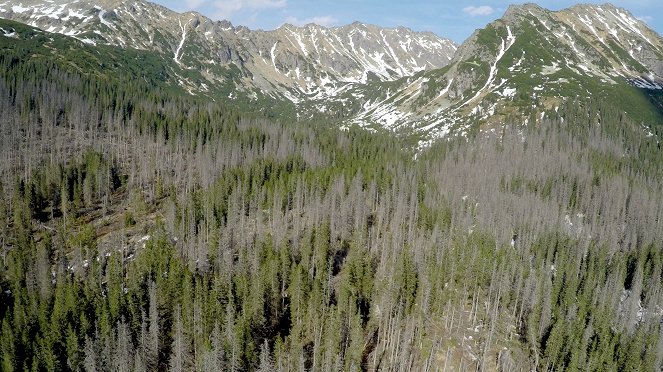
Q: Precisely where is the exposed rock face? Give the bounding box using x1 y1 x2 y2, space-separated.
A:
0 0 457 98
342 3 663 136
1 1 661 139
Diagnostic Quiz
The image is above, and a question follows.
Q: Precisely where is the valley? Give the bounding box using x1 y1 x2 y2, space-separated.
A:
0 1 662 371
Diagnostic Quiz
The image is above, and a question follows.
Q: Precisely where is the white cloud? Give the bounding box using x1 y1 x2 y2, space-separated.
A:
212 0 287 18
637 15 653 23
462 5 494 17
284 15 339 27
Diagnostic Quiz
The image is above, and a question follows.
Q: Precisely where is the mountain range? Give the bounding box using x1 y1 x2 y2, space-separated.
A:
1 0 662 138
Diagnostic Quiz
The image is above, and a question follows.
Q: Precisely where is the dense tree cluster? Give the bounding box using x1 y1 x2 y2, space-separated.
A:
1 31 663 372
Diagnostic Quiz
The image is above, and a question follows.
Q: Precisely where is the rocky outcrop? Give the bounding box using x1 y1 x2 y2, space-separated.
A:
0 0 457 99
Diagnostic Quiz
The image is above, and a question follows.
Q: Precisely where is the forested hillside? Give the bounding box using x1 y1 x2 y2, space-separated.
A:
1 11 663 372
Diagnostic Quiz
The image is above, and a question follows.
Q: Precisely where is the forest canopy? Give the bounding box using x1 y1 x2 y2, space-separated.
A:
1 20 663 372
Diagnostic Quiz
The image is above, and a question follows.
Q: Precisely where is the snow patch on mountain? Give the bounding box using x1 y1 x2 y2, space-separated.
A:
0 26 16 38
93 6 115 29
459 26 516 109
11 4 30 13
541 62 560 75
174 19 187 63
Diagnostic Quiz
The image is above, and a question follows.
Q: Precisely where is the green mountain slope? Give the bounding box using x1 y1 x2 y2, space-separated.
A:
0 18 175 89
2 2 662 139
0 0 457 120
347 3 663 138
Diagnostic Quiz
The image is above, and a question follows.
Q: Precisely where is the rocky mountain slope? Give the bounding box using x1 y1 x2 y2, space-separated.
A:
348 3 663 137
0 0 457 105
1 1 662 139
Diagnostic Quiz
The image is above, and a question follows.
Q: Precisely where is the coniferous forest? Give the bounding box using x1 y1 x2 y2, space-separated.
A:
1 24 663 372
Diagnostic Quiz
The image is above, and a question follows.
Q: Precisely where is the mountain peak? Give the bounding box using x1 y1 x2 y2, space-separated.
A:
85 0 129 8
4 0 658 138
569 2 621 11
0 0 457 105
503 3 546 20
505 3 545 13
342 2 662 134
277 22 296 30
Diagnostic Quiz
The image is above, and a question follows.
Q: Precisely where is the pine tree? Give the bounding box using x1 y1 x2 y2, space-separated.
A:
257 340 274 372
169 305 192 372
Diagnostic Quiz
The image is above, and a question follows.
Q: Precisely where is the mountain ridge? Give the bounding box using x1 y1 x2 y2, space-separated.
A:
343 2 663 136
0 0 457 104
1 1 661 140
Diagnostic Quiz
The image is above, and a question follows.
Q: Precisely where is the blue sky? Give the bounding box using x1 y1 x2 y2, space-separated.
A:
154 0 662 43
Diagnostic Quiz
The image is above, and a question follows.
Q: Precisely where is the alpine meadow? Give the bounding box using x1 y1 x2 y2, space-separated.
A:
1 1 663 371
